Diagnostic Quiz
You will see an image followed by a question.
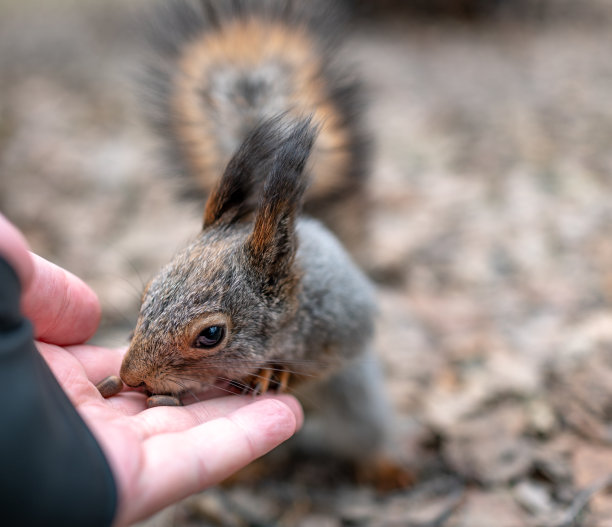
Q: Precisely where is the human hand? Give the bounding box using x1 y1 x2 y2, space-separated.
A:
0 214 303 527
38 342 302 526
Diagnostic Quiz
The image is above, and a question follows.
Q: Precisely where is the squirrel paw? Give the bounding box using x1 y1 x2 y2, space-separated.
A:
248 367 290 395
356 455 415 492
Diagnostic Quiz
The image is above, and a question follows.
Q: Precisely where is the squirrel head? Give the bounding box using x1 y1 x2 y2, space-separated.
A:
120 117 317 395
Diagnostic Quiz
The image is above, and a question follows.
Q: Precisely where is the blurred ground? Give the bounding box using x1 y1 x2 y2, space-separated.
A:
2 1 612 525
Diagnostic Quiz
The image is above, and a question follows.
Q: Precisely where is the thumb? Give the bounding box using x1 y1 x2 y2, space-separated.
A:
21 253 101 346
0 213 34 288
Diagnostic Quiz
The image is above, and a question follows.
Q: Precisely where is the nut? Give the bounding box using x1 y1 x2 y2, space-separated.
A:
146 394 182 408
96 375 123 398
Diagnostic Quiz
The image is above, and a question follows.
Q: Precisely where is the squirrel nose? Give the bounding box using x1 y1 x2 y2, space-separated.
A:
120 368 144 388
120 372 144 389
123 379 146 389
119 359 145 389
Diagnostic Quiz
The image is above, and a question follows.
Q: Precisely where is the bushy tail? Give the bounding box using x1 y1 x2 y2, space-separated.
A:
140 0 370 251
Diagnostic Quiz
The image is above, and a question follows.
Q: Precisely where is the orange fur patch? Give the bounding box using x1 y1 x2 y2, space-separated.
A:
172 19 350 200
250 203 282 259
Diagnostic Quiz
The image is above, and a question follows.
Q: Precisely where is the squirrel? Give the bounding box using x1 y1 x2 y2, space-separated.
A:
110 0 399 470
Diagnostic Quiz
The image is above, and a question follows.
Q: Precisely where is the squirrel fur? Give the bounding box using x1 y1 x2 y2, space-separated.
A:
120 0 393 464
141 0 370 257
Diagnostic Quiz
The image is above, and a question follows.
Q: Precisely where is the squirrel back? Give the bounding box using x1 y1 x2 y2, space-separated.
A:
141 0 369 255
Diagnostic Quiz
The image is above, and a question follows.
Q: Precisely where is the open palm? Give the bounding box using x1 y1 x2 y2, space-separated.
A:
37 341 301 526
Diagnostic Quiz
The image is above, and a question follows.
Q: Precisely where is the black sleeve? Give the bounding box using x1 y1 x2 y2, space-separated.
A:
0 257 117 526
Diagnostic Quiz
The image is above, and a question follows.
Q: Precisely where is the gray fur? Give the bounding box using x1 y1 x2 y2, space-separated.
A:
292 218 376 368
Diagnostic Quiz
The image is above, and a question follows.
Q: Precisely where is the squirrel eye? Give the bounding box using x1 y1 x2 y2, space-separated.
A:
193 325 225 349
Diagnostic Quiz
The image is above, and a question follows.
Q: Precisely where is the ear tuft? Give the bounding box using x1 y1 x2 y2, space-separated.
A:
203 115 290 228
247 117 318 281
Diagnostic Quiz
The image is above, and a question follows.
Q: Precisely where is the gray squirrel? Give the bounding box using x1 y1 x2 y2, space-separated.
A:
110 0 397 469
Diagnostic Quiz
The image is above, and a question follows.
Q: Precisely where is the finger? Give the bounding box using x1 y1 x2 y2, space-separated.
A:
36 342 143 415
36 341 95 401
130 395 282 439
119 397 303 526
0 213 34 288
66 345 126 383
86 391 149 418
21 254 101 345
63 346 149 415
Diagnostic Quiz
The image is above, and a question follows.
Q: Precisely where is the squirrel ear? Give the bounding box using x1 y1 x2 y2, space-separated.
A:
203 117 285 227
246 118 317 285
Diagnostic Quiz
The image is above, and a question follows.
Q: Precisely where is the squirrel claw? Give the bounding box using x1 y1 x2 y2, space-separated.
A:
277 369 290 393
253 367 273 395
247 367 291 395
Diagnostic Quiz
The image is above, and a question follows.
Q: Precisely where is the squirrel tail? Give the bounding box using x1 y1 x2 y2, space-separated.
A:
140 0 369 249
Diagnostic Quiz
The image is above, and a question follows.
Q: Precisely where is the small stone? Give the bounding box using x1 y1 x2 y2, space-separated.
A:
526 398 557 437
513 480 555 516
